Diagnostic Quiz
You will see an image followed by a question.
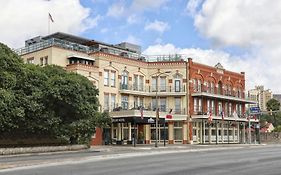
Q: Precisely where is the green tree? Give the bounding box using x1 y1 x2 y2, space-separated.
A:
0 43 106 145
266 99 281 127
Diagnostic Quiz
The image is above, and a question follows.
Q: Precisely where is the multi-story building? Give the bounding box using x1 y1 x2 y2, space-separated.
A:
16 32 256 145
248 86 272 111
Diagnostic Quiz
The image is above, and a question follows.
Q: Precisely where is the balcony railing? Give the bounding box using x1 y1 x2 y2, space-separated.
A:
119 84 186 93
191 85 245 99
104 104 186 115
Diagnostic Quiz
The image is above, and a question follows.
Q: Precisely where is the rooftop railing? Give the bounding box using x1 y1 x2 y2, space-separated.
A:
15 38 189 62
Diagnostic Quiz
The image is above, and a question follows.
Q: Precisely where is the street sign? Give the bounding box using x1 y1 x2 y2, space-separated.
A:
250 107 260 114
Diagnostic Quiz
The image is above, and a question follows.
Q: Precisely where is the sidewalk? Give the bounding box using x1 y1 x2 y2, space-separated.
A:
90 143 265 153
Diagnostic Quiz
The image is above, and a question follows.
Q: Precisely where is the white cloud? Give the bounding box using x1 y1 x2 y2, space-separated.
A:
144 20 170 34
186 0 203 16
106 2 126 18
143 43 279 92
125 35 141 45
184 0 281 93
106 0 169 24
131 0 169 12
0 0 100 48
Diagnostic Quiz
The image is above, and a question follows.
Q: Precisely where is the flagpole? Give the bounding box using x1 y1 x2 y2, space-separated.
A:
48 13 50 34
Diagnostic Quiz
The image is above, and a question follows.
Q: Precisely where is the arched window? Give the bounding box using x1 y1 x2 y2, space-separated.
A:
198 79 202 92
193 79 198 92
121 71 128 89
206 81 211 93
218 81 223 95
210 82 215 94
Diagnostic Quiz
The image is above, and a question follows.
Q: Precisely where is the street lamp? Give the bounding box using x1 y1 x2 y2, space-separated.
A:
155 70 171 148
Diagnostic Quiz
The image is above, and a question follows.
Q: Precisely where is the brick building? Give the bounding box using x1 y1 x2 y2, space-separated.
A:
16 32 256 145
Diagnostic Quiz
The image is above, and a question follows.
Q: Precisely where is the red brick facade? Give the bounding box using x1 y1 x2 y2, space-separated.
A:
188 58 246 117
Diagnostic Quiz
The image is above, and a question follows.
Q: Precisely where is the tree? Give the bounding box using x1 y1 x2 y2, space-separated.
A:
0 43 105 145
266 99 281 127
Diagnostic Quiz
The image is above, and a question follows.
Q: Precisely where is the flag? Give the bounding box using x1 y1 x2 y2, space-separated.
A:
221 111 224 121
49 13 54 22
140 107 144 119
166 109 173 119
208 110 212 123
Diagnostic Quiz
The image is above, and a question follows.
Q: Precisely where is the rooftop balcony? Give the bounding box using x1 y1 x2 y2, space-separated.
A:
66 63 95 72
119 84 186 96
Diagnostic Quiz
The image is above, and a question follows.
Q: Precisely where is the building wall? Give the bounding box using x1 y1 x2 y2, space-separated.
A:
248 86 272 111
188 58 246 116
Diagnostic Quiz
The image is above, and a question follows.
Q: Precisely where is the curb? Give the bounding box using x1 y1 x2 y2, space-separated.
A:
0 145 88 156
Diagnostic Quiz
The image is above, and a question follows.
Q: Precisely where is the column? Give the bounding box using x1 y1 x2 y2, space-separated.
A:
208 124 212 144
200 121 203 144
117 123 122 144
121 123 124 140
233 124 235 143
203 121 205 144
145 124 151 144
183 121 188 144
128 122 132 144
237 122 240 143
168 121 174 144
221 123 224 143
196 122 199 143
242 122 246 144
216 121 219 144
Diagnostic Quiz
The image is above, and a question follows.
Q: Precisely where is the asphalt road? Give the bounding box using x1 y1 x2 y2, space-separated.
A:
1 145 281 175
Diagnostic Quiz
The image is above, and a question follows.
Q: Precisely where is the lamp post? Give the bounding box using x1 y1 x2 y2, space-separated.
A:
155 70 171 148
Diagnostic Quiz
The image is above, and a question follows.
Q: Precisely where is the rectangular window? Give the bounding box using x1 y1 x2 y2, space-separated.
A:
104 94 109 111
44 56 48 65
224 102 228 117
133 75 138 90
111 71 116 87
194 98 198 113
27 57 34 64
207 99 210 113
160 98 166 112
111 94 116 111
198 98 202 112
121 95 129 110
160 77 166 91
239 104 242 116
211 100 215 115
139 97 144 108
104 70 109 86
139 76 144 91
229 103 232 116
40 57 44 66
152 77 157 91
175 98 181 114
134 96 138 108
218 102 222 114
175 80 180 92
152 98 157 111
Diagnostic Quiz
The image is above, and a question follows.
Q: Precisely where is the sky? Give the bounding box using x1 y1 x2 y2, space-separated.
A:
0 0 281 93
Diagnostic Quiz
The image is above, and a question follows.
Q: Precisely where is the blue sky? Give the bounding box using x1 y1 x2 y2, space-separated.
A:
0 0 281 93
79 0 212 50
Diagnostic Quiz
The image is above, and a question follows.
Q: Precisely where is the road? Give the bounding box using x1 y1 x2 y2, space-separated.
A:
1 144 281 175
